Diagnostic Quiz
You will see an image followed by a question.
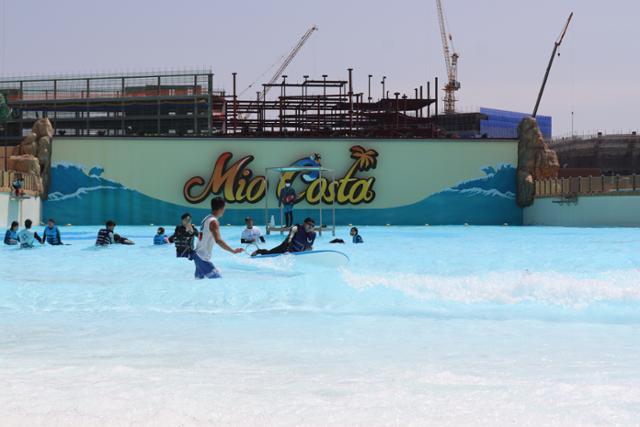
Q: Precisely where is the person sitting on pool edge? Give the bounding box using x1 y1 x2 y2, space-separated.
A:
4 221 19 245
12 174 24 197
17 219 43 248
241 216 265 244
42 218 63 245
96 220 116 246
169 213 199 258
153 227 169 245
252 217 316 257
192 196 244 279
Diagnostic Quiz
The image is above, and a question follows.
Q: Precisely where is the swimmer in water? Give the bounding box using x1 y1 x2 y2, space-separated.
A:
241 216 265 244
350 227 363 244
153 227 169 245
330 227 363 244
252 217 316 256
192 197 243 279
96 220 116 246
4 221 19 245
17 219 43 248
42 218 63 245
114 234 135 245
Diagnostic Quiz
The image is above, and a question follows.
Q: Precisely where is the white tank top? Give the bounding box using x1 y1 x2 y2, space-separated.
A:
195 215 217 261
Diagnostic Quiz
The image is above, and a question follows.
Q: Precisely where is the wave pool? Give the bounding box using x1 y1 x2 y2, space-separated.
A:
1 225 639 426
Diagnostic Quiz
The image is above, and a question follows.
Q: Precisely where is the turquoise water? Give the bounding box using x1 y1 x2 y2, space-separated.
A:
1 226 639 426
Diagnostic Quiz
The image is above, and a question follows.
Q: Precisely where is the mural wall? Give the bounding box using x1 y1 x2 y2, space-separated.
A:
43 138 521 225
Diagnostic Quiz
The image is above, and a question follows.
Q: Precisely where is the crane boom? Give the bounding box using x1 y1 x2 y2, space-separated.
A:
435 0 460 114
435 0 452 79
532 12 573 117
264 25 317 99
237 25 317 121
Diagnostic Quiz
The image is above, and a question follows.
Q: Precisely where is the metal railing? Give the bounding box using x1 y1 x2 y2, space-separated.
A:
535 175 640 198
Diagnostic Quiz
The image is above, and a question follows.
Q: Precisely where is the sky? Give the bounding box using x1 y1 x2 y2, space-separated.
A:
0 0 638 136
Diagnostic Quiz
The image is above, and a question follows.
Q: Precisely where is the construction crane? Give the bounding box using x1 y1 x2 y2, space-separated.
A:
532 12 573 117
435 0 460 114
263 25 317 100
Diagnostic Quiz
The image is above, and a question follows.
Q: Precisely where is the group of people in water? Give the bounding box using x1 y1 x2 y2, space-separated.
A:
4 218 63 248
4 196 363 279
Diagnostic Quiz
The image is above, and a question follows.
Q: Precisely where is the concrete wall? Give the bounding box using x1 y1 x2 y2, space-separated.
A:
43 137 521 226
0 193 42 228
525 195 640 227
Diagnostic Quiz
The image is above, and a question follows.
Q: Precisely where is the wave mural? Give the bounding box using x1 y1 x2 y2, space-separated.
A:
43 163 521 225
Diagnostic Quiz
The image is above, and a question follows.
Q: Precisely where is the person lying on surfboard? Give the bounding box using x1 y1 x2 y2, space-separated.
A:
251 217 316 257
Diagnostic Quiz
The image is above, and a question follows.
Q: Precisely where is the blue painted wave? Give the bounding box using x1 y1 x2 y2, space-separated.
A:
43 163 521 225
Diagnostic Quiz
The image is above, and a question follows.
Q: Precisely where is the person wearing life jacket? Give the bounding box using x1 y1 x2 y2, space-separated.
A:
169 213 199 258
96 220 116 246
17 219 43 248
192 197 244 279
251 217 316 256
153 227 169 245
279 180 297 228
350 227 364 244
42 218 63 245
330 226 364 244
4 221 19 245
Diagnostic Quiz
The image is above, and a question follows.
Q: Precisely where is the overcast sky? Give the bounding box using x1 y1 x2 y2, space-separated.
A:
0 0 637 136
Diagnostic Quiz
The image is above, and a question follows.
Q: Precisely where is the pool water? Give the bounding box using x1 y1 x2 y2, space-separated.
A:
1 225 639 426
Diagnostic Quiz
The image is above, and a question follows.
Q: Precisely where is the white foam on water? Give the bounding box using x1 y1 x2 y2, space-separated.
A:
342 268 640 308
2 226 640 425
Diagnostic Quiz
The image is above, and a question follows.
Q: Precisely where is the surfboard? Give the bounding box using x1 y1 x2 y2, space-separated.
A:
252 249 350 267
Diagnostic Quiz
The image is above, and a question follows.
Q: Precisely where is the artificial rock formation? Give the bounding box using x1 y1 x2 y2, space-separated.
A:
516 117 560 207
9 118 53 198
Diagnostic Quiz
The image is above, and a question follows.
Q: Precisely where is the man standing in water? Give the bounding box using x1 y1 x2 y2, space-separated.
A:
193 197 243 279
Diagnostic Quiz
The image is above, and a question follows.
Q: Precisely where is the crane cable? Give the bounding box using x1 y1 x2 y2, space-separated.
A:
238 50 289 98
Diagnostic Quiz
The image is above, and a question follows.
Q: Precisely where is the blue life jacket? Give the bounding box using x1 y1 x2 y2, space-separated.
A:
153 234 167 245
289 225 316 252
43 225 61 245
96 228 114 246
4 229 18 245
352 234 363 244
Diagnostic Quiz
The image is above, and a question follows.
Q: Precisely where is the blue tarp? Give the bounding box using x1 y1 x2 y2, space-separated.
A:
480 107 552 139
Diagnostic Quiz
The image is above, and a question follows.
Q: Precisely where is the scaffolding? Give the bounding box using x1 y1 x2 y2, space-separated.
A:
0 70 223 143
226 70 439 138
1 68 447 144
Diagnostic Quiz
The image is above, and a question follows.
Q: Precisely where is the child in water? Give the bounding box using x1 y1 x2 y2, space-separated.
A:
330 226 364 244
17 219 43 248
42 218 63 245
350 227 363 244
153 227 169 245
4 221 19 245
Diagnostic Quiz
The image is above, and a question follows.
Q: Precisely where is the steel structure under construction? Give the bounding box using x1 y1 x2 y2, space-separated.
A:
0 69 445 144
